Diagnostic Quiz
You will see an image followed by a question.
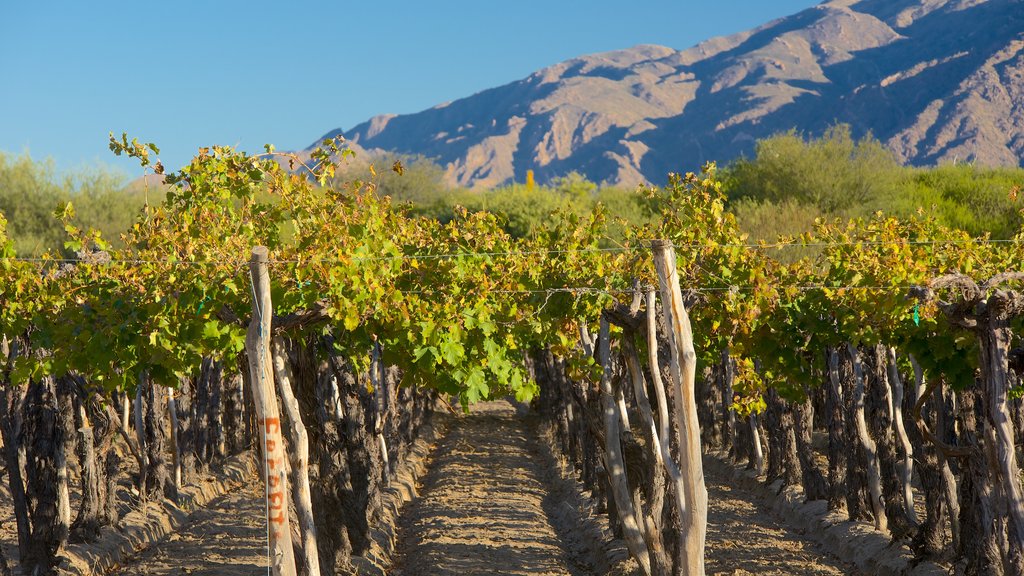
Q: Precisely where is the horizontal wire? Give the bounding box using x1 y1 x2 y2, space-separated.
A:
0 247 631 265
402 287 632 296
288 246 631 263
707 238 1018 249
688 284 922 293
0 236 1016 265
0 257 249 265
384 283 957 296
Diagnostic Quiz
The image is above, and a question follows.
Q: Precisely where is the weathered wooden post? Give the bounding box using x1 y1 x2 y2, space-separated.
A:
651 239 708 576
596 318 652 576
167 386 182 496
272 336 321 576
246 246 297 576
134 374 149 501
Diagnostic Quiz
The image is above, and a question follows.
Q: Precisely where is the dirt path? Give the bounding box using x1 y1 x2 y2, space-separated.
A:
703 461 857 576
5 404 859 576
111 480 268 575
389 400 598 576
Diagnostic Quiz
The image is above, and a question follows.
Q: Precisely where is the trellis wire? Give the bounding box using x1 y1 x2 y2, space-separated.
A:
0 237 1017 265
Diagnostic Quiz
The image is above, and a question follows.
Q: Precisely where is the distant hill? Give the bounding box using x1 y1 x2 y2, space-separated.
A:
310 0 1024 188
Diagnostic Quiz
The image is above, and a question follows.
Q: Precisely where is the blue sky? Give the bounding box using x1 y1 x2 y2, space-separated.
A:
1 0 822 178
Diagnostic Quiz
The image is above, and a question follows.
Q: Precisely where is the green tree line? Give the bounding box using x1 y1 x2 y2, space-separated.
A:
724 125 1024 242
3 125 1021 256
336 127 1022 244
0 152 164 255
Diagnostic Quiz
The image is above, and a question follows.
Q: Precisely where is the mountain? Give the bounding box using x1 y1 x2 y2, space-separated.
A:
312 0 1024 188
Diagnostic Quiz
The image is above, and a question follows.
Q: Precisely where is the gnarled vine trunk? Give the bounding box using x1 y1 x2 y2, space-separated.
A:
720 349 736 453
907 373 946 558
70 389 103 543
977 316 1024 572
886 348 917 528
958 388 1003 575
0 338 31 563
139 374 173 501
840 348 873 523
848 344 887 533
866 344 910 537
22 375 75 574
825 349 848 512
793 388 827 501
764 388 800 490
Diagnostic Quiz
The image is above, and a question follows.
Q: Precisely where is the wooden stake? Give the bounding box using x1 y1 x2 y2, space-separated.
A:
272 337 321 576
246 246 297 576
645 288 688 517
596 319 652 576
167 386 182 496
886 347 918 526
134 375 149 503
651 239 707 576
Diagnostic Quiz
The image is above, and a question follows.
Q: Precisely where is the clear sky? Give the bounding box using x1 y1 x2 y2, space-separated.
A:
0 0 822 178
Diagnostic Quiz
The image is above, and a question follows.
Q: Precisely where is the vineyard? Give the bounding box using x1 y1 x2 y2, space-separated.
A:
1 134 1023 575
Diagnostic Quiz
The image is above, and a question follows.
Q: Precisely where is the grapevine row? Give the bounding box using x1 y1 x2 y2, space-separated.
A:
0 135 1022 575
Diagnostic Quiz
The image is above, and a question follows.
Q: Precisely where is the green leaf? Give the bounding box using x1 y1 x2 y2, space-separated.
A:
440 338 465 366
202 320 222 339
465 367 488 404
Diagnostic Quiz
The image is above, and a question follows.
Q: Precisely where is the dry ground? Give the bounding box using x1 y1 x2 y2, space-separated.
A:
109 480 267 575
389 400 598 576
2 401 859 575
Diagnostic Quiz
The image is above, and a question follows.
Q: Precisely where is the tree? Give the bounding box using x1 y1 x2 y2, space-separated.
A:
723 125 902 216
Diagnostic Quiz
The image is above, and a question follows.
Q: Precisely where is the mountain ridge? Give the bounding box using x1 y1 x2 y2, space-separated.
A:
312 0 1024 188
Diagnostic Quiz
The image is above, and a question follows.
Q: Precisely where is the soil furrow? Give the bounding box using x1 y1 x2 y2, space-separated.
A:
39 401 864 576
389 401 597 576
703 466 857 575
110 481 268 575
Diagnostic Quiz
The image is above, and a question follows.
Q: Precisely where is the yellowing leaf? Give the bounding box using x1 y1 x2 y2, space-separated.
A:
344 308 360 331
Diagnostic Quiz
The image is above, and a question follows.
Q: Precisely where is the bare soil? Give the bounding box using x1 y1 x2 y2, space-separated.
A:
2 403 861 575
389 400 598 576
110 480 267 575
0 476 16 570
704 473 857 575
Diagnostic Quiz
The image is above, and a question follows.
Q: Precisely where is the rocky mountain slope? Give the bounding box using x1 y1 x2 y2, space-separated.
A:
312 0 1024 188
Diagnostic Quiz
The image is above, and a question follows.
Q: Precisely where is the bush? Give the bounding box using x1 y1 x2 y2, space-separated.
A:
0 152 162 255
722 126 1024 240
723 125 902 216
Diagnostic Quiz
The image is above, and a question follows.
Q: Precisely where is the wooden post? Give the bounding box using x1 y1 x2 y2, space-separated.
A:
748 413 764 473
579 321 596 358
645 288 688 520
272 337 321 576
596 319 653 576
886 347 917 526
121 393 129 433
167 386 182 495
246 246 297 576
134 375 149 502
651 239 707 576
616 385 632 432
55 379 72 553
